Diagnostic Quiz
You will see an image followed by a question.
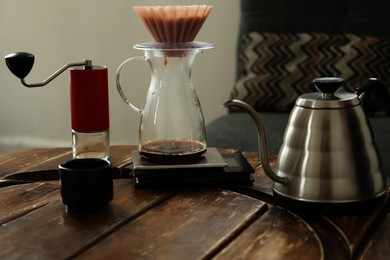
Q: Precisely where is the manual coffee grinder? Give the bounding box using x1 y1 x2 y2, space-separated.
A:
4 52 110 159
116 5 214 163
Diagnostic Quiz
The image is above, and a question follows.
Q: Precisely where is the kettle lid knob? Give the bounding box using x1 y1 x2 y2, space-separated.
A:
313 77 344 98
298 77 359 108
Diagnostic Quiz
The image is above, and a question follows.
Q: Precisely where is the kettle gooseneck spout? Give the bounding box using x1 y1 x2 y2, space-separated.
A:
224 99 288 184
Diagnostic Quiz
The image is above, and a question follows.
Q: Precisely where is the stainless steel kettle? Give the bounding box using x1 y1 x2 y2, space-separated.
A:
225 77 387 212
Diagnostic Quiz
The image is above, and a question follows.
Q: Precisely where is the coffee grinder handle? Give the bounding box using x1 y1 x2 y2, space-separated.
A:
115 56 147 114
4 52 91 88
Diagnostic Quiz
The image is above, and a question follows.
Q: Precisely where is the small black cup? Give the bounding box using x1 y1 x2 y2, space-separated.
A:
59 158 113 213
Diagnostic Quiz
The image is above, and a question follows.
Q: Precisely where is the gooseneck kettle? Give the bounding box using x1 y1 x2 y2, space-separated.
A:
225 77 387 212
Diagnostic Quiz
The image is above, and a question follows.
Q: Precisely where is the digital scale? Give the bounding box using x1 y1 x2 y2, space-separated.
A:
132 148 254 187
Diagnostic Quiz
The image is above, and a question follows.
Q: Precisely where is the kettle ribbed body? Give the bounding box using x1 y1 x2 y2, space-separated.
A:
224 78 388 210
274 103 387 202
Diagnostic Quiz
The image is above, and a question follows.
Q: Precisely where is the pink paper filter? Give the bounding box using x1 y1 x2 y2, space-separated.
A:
133 5 213 43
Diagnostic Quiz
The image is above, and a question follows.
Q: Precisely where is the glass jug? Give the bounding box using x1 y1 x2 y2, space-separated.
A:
116 42 214 163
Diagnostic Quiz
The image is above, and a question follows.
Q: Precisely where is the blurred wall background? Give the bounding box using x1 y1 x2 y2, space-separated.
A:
0 0 239 152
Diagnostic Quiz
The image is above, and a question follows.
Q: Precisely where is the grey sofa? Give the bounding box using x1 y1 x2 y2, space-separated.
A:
207 0 390 177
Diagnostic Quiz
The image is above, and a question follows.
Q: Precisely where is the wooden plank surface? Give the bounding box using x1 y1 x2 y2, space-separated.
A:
77 187 268 259
0 145 134 180
219 149 390 259
0 180 269 259
359 199 390 259
0 147 72 178
214 205 323 259
0 146 389 259
0 180 178 259
0 182 59 225
322 196 390 258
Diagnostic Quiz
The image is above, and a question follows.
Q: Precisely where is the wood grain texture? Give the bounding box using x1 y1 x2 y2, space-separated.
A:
0 182 59 225
214 205 323 260
0 146 389 259
0 180 178 259
0 147 72 178
353 198 390 259
0 145 134 174
323 199 390 258
78 187 268 259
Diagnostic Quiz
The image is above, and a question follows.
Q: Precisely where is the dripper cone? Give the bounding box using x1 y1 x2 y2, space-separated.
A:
133 5 213 43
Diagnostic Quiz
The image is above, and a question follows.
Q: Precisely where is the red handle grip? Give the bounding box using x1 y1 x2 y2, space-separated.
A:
70 66 109 132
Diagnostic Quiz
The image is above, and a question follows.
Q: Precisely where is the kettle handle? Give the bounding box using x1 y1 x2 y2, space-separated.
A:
355 78 390 116
116 56 146 114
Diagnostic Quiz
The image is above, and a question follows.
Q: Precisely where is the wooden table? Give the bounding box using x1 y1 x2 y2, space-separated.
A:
0 145 389 259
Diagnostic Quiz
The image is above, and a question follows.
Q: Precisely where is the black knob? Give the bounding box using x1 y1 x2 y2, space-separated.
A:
313 77 344 95
4 52 35 79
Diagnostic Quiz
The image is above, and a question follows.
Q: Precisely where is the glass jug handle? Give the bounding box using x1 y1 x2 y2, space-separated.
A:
116 56 146 114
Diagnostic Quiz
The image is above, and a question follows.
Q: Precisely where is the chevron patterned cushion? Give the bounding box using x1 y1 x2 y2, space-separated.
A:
231 32 390 115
